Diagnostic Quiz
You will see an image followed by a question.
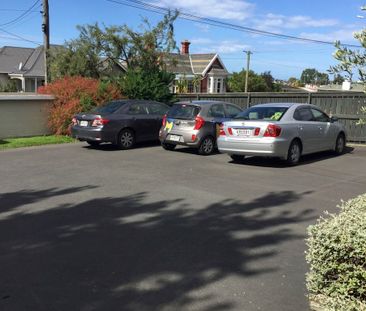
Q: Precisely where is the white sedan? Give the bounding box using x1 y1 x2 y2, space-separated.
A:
217 103 346 165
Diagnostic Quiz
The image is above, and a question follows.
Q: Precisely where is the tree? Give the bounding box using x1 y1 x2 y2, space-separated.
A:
332 74 345 85
316 72 329 85
49 11 179 102
300 68 318 84
227 70 270 92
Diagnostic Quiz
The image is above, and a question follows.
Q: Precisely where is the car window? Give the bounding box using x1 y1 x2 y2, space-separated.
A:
311 108 330 122
207 104 225 118
293 107 314 121
167 104 200 120
93 101 126 114
235 106 288 121
147 103 169 115
225 104 242 118
127 103 148 115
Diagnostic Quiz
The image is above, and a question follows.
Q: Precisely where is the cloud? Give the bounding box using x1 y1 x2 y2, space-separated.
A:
299 29 358 43
255 13 338 30
152 0 255 21
190 38 251 54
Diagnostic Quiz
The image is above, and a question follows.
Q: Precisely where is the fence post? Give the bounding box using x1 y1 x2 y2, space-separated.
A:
247 92 251 108
307 92 312 105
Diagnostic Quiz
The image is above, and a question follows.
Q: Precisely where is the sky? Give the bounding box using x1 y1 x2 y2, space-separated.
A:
0 0 365 80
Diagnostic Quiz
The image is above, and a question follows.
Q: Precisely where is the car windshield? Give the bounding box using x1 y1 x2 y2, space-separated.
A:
93 101 126 114
235 106 288 121
167 104 201 120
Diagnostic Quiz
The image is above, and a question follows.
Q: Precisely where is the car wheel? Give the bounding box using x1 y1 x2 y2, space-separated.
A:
86 141 100 147
198 136 215 155
230 154 245 162
334 133 345 155
162 143 176 151
286 140 301 166
117 129 135 150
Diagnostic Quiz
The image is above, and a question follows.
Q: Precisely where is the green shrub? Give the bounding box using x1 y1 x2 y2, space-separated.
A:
306 194 366 311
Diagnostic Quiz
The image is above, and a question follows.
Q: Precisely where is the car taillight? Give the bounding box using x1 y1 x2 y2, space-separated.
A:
263 124 281 137
193 116 205 130
228 127 233 135
92 117 109 127
71 117 77 125
162 114 167 127
254 128 260 136
219 124 226 136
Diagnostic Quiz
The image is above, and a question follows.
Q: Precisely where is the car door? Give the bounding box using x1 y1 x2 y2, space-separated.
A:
293 106 321 154
127 102 155 141
146 102 170 136
310 108 335 150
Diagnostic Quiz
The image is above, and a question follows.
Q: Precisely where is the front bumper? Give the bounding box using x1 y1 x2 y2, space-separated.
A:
217 137 289 158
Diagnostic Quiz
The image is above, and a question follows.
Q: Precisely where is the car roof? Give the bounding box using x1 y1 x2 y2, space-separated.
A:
251 102 301 108
175 100 229 106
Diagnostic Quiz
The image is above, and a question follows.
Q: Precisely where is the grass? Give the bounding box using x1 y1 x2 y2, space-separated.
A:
0 135 76 150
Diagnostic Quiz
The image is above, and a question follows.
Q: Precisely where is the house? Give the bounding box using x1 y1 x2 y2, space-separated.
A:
0 46 45 92
166 40 229 94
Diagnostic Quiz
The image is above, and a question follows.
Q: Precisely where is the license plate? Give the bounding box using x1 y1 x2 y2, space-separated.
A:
236 129 252 136
168 134 182 142
80 120 88 127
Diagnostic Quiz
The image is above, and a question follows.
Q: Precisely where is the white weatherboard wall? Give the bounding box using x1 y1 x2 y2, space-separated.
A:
0 94 54 139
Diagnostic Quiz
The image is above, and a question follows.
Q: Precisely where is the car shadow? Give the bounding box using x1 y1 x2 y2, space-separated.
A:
170 146 221 156
82 141 162 152
228 146 354 168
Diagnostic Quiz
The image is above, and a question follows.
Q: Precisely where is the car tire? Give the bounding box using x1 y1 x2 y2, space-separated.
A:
198 136 215 155
86 141 101 147
230 154 245 162
117 129 135 150
162 143 176 151
286 140 301 166
334 133 345 155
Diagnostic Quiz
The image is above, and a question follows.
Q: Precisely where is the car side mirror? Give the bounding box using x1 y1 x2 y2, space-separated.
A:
330 116 338 123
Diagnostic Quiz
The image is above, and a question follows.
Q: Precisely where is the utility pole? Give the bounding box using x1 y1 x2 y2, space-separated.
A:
42 0 50 85
244 50 252 93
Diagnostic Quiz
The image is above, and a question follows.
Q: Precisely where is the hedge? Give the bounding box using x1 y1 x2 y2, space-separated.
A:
306 194 366 311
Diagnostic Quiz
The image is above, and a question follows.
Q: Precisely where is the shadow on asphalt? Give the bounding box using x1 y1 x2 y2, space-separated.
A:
228 146 355 168
82 141 162 152
0 188 316 310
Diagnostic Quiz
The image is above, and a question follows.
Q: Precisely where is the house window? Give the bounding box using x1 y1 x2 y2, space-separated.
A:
216 78 222 93
187 81 194 93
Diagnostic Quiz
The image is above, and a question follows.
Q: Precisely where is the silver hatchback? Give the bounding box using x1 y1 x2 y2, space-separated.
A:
217 103 347 165
159 100 242 155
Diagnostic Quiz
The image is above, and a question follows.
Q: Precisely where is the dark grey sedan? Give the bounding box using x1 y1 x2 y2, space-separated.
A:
71 100 170 149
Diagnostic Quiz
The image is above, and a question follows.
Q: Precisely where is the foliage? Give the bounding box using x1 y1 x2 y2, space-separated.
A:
300 68 329 85
0 135 75 150
333 74 345 85
0 80 18 92
38 76 122 135
357 106 366 125
287 77 303 87
306 194 366 311
227 70 273 92
49 11 179 82
260 71 281 91
119 69 174 102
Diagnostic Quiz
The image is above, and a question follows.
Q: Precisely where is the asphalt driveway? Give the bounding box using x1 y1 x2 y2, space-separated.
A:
0 142 365 311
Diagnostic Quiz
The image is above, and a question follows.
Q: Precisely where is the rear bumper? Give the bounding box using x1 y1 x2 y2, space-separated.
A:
217 137 289 158
71 126 114 143
159 129 202 148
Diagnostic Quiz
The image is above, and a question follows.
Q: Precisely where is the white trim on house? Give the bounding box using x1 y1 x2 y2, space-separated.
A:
202 54 218 77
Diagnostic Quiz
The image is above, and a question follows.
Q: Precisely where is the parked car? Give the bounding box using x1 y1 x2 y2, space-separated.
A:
159 100 243 155
71 99 170 149
217 103 346 165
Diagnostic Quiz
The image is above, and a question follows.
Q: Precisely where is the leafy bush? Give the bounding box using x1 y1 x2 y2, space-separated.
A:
38 76 122 135
306 194 366 311
0 80 18 92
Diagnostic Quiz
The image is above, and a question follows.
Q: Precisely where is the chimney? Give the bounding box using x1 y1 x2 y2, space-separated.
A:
181 40 191 55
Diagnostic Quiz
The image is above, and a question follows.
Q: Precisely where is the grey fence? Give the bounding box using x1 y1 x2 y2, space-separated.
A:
177 92 366 143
